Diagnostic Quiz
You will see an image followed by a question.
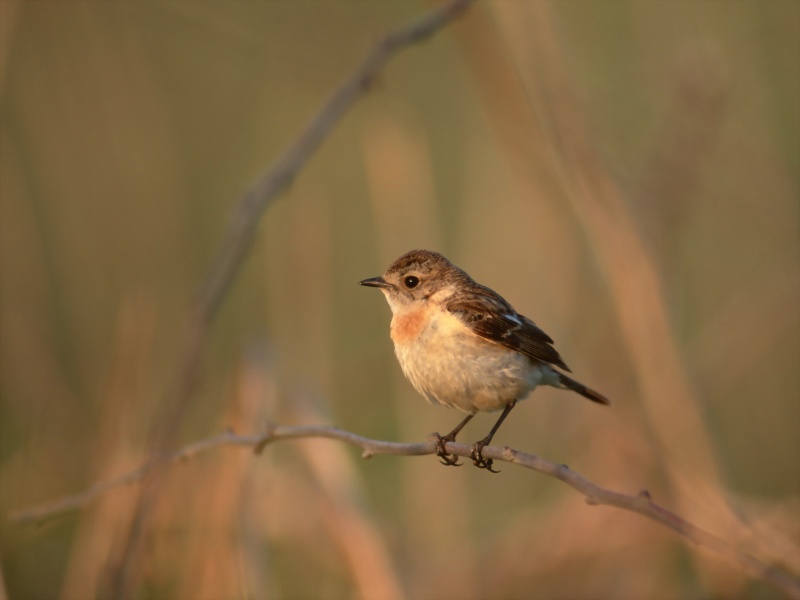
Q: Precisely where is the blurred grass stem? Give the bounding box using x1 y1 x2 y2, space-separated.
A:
107 1 475 597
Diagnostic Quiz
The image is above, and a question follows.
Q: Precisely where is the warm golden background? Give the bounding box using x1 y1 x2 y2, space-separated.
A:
1 1 798 599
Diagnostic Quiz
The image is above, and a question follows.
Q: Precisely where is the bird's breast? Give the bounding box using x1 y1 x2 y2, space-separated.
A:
389 306 429 345
388 308 541 413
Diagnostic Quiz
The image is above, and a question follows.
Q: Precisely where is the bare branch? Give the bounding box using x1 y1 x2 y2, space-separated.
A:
9 425 800 598
149 0 476 454
194 0 476 326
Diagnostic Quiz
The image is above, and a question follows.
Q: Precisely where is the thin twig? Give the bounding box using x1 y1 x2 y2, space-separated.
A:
193 0 476 327
9 425 800 599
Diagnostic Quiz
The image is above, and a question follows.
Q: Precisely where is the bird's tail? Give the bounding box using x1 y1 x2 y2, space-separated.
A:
557 372 611 405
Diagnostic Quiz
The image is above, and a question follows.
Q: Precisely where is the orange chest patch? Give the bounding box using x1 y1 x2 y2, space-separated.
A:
390 308 428 345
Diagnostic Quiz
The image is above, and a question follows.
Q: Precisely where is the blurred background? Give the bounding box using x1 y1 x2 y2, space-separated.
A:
1 1 798 599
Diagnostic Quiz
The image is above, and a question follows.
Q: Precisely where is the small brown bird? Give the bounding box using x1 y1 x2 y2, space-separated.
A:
360 249 610 471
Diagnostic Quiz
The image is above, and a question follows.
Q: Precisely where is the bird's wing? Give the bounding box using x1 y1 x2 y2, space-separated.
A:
445 286 571 372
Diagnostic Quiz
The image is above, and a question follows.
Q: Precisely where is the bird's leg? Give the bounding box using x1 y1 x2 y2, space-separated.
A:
435 412 475 467
471 400 517 473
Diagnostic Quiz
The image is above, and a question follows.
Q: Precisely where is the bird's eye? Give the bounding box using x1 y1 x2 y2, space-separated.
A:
404 275 420 289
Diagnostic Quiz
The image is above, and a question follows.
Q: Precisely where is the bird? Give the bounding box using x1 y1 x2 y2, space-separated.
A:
359 249 610 472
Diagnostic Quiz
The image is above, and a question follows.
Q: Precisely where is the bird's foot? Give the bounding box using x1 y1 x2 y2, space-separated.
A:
434 433 462 467
470 440 500 473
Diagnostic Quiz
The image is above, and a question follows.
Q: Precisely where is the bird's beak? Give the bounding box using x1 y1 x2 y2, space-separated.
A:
359 276 391 289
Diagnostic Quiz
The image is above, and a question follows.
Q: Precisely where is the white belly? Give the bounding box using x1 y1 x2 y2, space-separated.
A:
391 309 550 413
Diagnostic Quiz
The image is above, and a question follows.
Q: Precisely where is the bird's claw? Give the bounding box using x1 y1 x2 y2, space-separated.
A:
470 440 500 473
434 433 462 467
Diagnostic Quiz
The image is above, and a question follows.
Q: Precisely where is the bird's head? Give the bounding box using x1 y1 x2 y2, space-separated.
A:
359 249 468 313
